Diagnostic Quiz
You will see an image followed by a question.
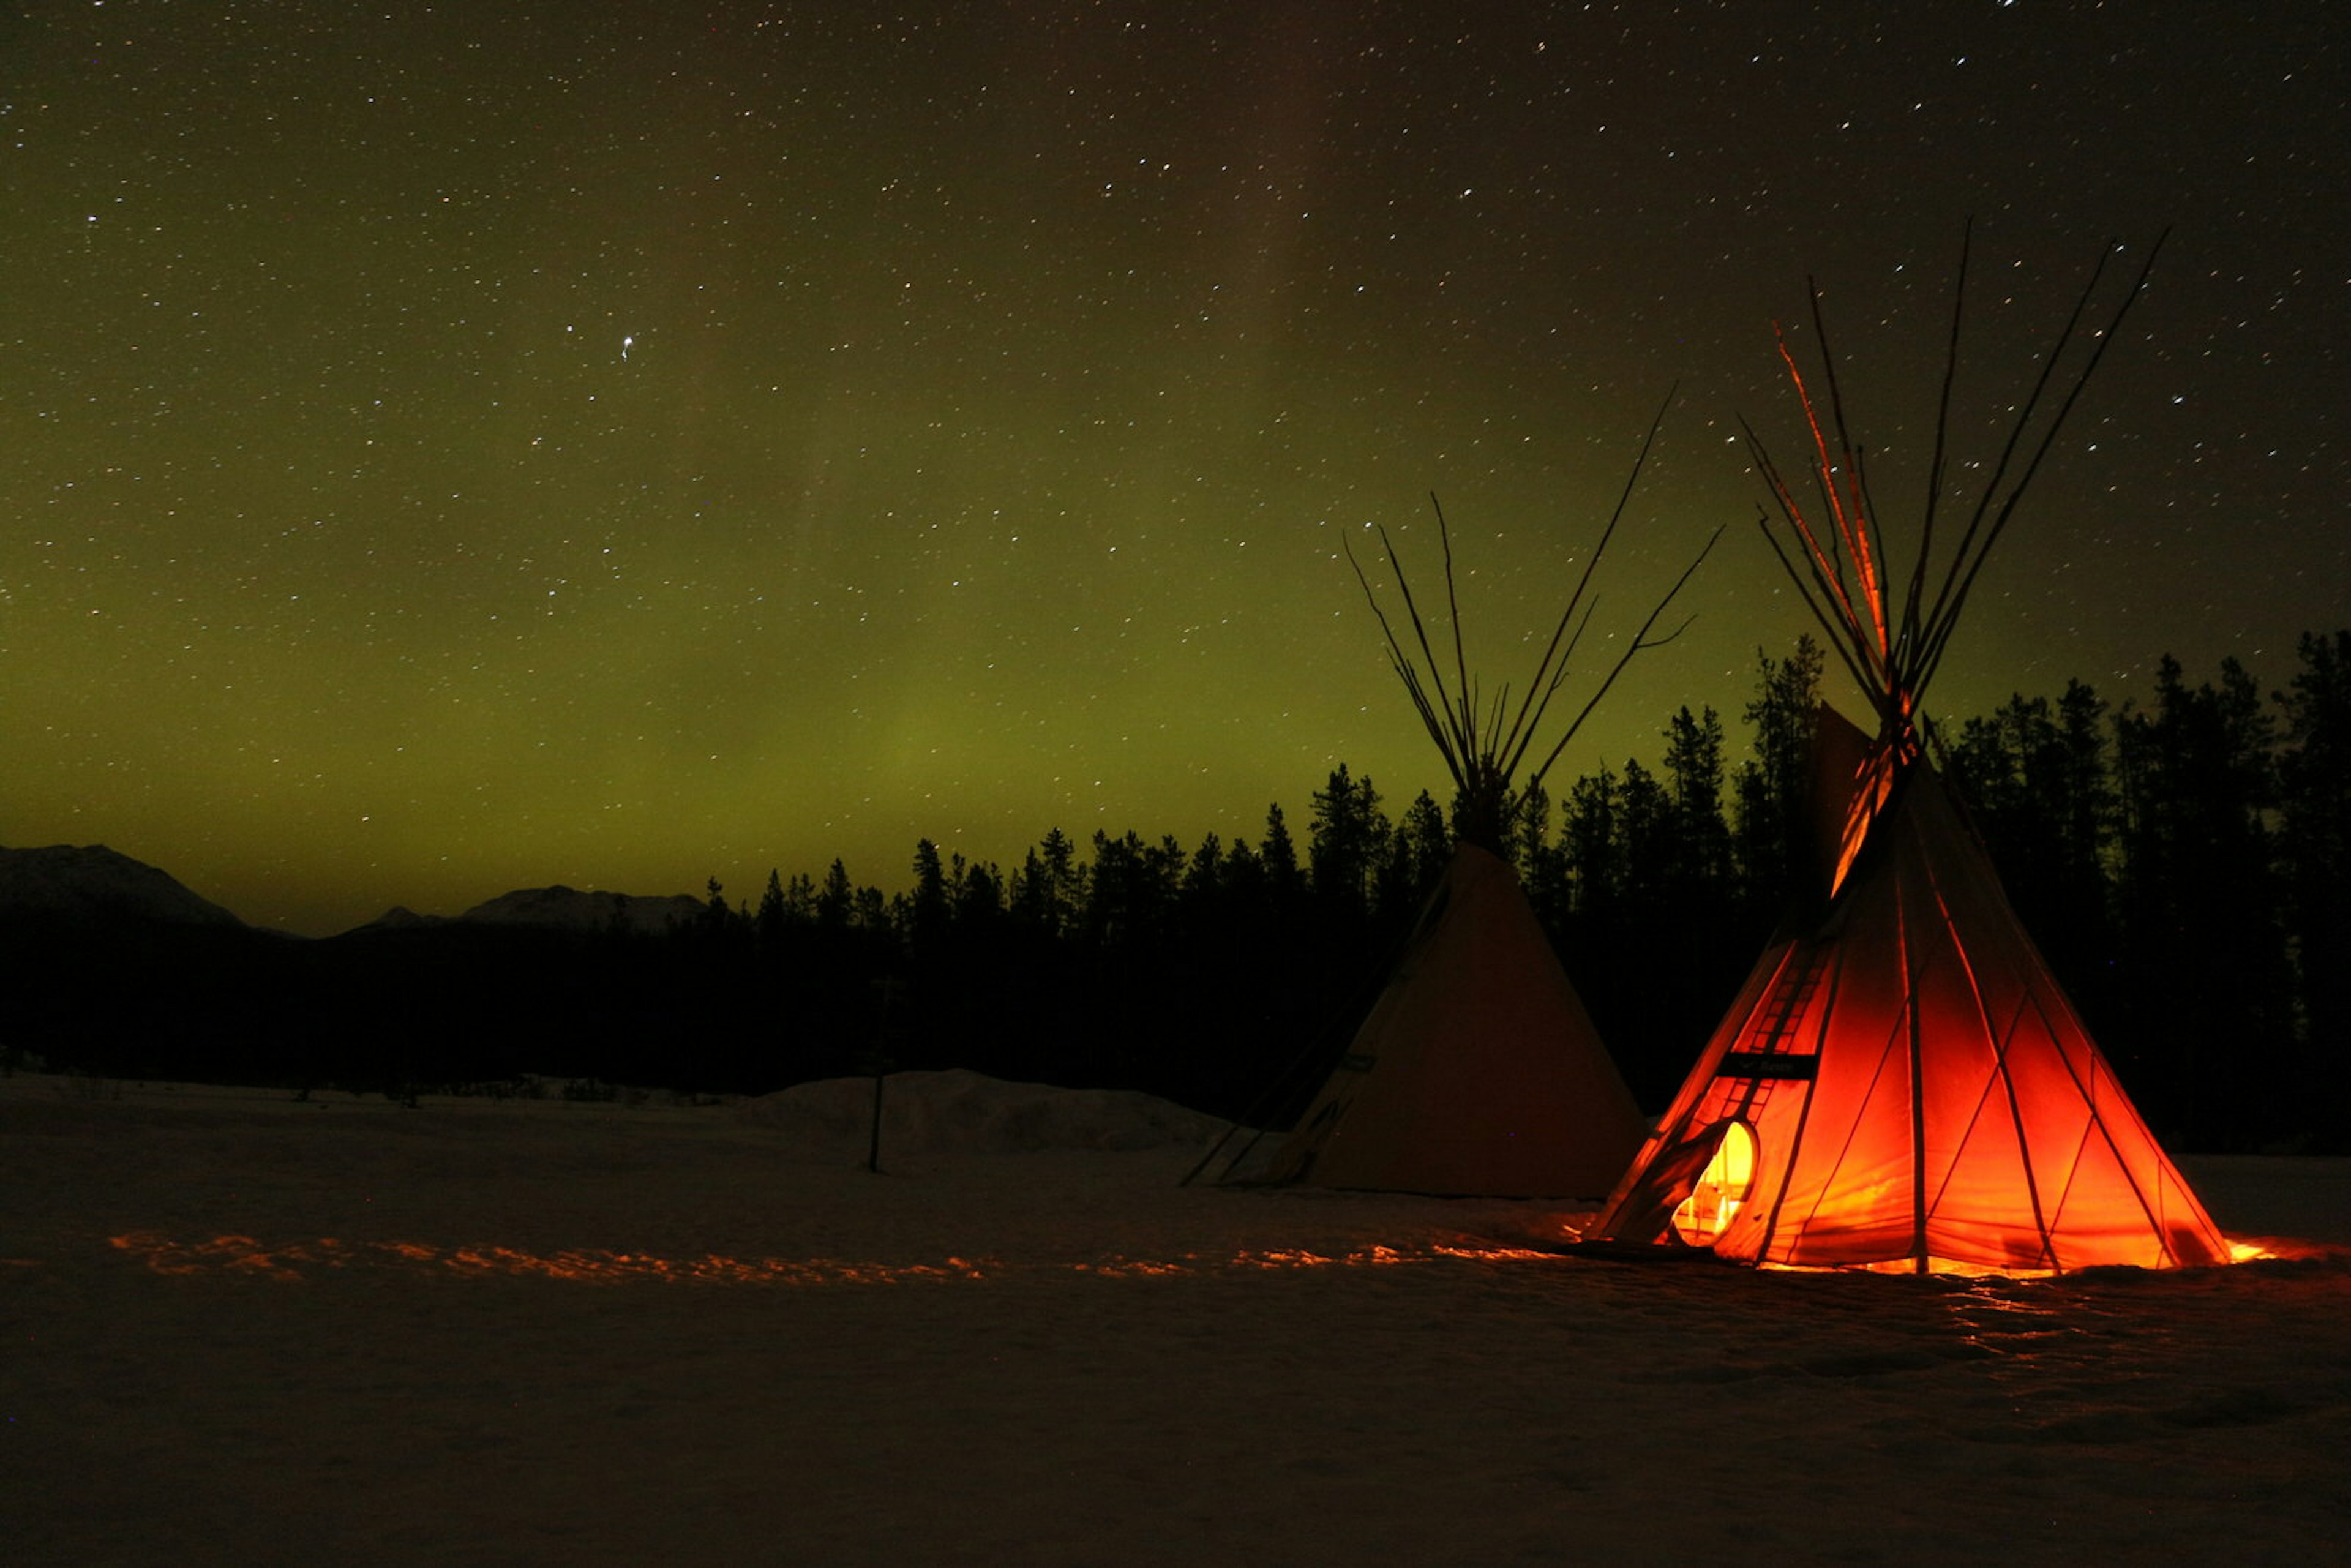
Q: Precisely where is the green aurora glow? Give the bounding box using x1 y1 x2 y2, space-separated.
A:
4 4 2341 932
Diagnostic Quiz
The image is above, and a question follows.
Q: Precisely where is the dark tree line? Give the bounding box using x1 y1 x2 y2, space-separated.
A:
1944 633 2351 1151
569 628 2347 1150
10 632 2345 1152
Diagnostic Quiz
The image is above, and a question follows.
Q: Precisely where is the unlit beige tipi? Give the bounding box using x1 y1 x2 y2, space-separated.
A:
1247 403 1715 1198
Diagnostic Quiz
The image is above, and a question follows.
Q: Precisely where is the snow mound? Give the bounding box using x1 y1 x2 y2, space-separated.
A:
737 1068 1227 1155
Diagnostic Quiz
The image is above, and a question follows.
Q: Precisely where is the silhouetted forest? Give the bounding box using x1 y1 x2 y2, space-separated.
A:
7 631 2345 1153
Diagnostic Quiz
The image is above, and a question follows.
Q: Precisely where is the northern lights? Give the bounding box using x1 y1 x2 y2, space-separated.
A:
4 3 2342 934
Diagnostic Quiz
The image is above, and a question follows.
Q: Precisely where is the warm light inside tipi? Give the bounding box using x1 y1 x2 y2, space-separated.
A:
1670 1120 1754 1248
1594 231 2231 1274
1595 725 2230 1275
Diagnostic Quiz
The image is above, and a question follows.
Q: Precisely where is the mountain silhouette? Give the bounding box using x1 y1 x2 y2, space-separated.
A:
0 843 247 929
347 885 706 936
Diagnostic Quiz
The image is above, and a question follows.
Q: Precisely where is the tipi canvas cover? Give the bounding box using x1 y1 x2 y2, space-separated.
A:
1591 710 2229 1272
1595 231 2227 1272
1262 841 1646 1198
1209 398 1709 1199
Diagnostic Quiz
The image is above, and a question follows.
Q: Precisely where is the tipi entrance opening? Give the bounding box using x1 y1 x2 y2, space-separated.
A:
1671 1120 1756 1247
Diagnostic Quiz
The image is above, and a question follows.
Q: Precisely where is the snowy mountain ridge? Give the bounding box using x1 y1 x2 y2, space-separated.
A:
0 842 247 928
0 841 704 937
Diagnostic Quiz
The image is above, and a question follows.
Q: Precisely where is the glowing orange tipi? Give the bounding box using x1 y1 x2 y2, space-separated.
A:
1591 234 2229 1272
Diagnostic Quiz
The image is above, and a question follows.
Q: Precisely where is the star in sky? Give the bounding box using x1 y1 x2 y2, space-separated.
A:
2 2 2340 932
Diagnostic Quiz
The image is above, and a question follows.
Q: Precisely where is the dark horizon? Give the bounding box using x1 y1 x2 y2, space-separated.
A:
11 627 2340 1164
9 630 2341 940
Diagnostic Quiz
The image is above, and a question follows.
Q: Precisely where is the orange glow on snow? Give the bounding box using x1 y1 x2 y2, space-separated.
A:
106 1232 1563 1286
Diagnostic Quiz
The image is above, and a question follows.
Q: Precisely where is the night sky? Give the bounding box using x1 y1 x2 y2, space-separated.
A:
5 2 2342 934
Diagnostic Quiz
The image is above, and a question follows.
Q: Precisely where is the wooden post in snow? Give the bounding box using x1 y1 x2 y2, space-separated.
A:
867 977 903 1174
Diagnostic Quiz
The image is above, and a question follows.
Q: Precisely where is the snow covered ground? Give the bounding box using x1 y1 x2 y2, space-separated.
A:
6 1068 2347 1566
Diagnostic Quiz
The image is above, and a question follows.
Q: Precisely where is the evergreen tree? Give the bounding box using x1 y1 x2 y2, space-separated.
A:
1616 759 1674 919
1010 846 1053 931
1086 829 1154 947
783 872 817 921
1043 827 1084 932
1513 779 1552 874
1221 833 1267 901
1182 832 1226 909
1563 763 1622 916
1518 779 1573 936
1259 803 1302 901
1146 834 1188 920
816 859 855 928
1731 636 1826 912
1011 828 1084 938
954 858 1005 926
1946 684 2121 1006
1949 695 2067 875
1308 764 1389 916
1398 790 1450 888
906 839 951 953
2278 631 2351 1135
2056 678 2119 895
2113 655 2290 1145
1663 705 1733 896
756 869 788 940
